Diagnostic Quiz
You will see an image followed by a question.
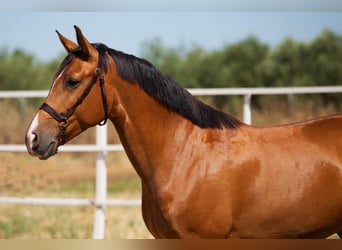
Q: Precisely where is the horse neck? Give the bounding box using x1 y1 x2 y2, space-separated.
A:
107 74 191 182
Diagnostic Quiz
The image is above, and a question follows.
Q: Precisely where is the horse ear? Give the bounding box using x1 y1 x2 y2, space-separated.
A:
56 30 78 53
74 25 97 60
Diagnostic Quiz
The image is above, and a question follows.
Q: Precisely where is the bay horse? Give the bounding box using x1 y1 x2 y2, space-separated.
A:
25 26 342 238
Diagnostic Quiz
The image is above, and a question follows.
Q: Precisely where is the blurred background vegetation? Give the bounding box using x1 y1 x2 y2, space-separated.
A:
140 29 342 89
1 29 341 117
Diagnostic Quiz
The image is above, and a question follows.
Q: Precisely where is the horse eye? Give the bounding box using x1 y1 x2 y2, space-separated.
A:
65 78 80 88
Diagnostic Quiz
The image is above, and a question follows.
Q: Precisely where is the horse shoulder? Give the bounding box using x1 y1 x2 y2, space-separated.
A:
142 128 243 238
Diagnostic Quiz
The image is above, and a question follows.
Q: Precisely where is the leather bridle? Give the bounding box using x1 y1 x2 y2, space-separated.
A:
39 58 108 145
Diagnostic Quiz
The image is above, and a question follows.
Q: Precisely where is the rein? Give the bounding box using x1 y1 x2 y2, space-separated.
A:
40 58 108 145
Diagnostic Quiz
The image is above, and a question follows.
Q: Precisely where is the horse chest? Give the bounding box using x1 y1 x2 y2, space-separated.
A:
140 178 232 239
140 185 181 238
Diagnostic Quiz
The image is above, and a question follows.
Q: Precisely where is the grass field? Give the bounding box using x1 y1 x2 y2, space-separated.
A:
0 151 153 239
0 96 341 238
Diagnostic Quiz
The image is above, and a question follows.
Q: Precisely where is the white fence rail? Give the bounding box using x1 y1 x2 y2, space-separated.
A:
0 86 342 239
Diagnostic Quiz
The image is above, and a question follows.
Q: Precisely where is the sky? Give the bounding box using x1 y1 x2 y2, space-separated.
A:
0 1 342 62
1 0 342 11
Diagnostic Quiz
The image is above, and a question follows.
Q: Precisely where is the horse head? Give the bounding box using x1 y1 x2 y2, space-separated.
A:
25 26 110 159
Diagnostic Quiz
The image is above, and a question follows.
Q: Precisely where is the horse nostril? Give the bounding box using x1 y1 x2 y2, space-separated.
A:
30 132 39 150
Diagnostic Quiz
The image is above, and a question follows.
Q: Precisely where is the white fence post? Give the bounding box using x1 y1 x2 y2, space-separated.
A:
243 94 252 125
93 124 108 239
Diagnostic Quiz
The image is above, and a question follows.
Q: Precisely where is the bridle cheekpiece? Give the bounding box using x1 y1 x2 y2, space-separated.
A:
39 57 108 145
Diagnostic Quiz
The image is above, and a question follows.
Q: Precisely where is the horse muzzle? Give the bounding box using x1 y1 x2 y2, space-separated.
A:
25 113 60 160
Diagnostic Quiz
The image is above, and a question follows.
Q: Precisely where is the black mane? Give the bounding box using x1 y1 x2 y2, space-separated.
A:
74 43 242 129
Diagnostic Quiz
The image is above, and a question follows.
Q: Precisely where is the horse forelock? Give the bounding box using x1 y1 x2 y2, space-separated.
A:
54 53 74 80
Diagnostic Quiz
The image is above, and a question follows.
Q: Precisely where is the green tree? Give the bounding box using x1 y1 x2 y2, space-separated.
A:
308 29 342 107
0 48 61 91
140 37 185 84
219 36 269 87
308 29 342 86
0 48 35 90
264 38 312 86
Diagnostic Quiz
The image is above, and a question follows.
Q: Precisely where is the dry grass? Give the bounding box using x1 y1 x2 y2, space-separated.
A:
0 151 153 239
0 205 153 239
250 95 341 126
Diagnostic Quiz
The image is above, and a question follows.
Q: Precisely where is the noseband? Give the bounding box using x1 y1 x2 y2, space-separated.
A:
39 59 108 145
